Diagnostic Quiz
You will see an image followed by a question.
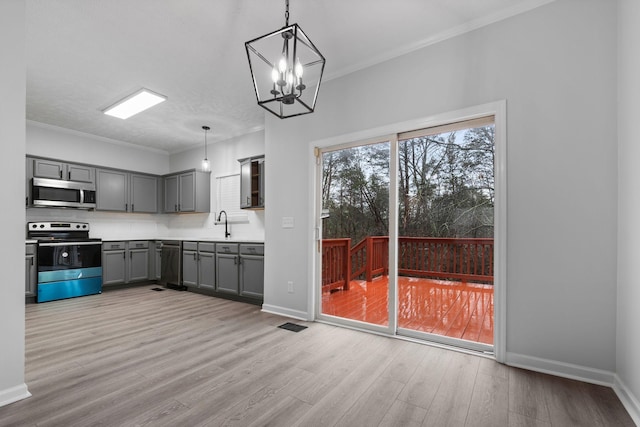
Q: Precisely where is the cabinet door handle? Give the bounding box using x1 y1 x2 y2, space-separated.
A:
59 170 63 179
125 203 128 212
131 204 134 212
123 253 126 259
194 253 197 261
174 204 178 212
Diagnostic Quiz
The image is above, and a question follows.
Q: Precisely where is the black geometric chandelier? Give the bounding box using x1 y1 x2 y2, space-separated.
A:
245 0 325 119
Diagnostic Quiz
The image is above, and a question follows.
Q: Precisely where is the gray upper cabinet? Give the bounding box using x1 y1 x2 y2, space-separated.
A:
32 158 95 183
130 174 158 213
163 170 210 213
239 156 264 209
96 169 158 213
96 169 128 211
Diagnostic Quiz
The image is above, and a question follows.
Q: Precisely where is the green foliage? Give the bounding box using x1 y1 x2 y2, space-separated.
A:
322 125 495 242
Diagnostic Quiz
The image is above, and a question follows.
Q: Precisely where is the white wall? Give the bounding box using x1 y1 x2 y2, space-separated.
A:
27 122 170 176
0 0 30 407
264 0 619 378
617 0 640 422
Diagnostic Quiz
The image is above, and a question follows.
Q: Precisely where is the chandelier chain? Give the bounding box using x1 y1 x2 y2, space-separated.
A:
285 0 289 26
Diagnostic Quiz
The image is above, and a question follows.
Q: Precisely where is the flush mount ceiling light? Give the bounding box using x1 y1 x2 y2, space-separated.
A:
201 125 211 172
245 0 325 119
103 88 167 119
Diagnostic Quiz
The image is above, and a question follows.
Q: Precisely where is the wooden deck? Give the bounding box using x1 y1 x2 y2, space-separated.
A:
321 276 494 344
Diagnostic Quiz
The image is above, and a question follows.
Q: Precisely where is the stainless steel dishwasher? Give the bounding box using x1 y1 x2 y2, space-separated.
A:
159 240 184 290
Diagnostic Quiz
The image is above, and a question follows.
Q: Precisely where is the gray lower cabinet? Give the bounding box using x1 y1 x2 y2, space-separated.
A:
102 241 150 286
182 242 215 290
240 244 264 299
182 242 198 287
215 243 264 299
128 241 150 282
216 243 239 294
154 242 162 280
25 243 37 297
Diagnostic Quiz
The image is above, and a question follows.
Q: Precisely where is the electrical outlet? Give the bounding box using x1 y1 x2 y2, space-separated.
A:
287 281 294 293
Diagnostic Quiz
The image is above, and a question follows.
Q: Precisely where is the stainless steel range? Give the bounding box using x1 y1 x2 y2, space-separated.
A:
27 221 102 303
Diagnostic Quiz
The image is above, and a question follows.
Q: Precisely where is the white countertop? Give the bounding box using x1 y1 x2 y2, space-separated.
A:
100 237 264 244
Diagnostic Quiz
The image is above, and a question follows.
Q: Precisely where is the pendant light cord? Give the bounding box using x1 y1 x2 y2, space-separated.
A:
202 125 210 159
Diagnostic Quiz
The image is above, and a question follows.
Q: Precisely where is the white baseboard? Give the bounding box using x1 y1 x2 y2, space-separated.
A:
613 374 640 426
261 304 309 321
0 383 31 408
505 352 615 386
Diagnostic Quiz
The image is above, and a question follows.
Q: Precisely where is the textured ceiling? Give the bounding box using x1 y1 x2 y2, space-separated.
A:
25 0 553 154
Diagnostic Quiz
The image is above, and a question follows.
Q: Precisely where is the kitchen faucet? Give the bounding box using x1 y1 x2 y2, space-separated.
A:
217 210 230 239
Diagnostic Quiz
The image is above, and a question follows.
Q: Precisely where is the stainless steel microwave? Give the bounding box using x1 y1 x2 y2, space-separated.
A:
30 177 97 209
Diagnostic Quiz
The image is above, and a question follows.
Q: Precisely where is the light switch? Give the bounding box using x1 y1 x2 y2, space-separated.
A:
282 217 294 229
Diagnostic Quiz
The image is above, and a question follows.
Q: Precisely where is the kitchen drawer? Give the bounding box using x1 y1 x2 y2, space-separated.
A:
198 242 216 253
240 244 264 256
216 243 238 254
129 241 149 249
183 241 198 251
103 241 126 250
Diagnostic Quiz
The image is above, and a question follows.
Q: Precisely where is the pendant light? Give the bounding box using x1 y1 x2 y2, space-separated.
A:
245 0 325 119
201 125 210 172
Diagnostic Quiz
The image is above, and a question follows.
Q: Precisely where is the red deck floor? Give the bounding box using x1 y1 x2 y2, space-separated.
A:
321 276 494 345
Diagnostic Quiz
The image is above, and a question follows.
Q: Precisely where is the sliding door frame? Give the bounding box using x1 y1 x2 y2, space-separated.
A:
310 101 507 362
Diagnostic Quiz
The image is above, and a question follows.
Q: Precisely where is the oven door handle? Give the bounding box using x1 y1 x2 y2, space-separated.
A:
38 241 102 247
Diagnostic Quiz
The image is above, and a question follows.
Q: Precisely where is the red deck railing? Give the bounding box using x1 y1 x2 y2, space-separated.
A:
322 236 494 292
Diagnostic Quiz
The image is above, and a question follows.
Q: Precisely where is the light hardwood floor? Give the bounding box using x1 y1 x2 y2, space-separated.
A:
0 286 634 426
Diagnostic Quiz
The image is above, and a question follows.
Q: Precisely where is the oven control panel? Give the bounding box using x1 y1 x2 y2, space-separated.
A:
27 222 90 232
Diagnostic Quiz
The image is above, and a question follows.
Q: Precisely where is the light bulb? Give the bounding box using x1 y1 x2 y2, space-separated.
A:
271 67 279 83
201 158 210 172
278 57 287 73
295 59 303 78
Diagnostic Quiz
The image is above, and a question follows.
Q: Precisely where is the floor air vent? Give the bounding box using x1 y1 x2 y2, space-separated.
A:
278 322 308 332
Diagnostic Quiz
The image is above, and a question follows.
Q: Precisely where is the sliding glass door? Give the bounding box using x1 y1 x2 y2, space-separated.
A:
396 118 495 351
316 112 500 355
318 139 391 330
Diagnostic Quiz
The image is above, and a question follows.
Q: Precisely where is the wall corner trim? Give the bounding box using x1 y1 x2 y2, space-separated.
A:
613 374 640 426
0 384 31 408
261 304 310 321
505 352 615 386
